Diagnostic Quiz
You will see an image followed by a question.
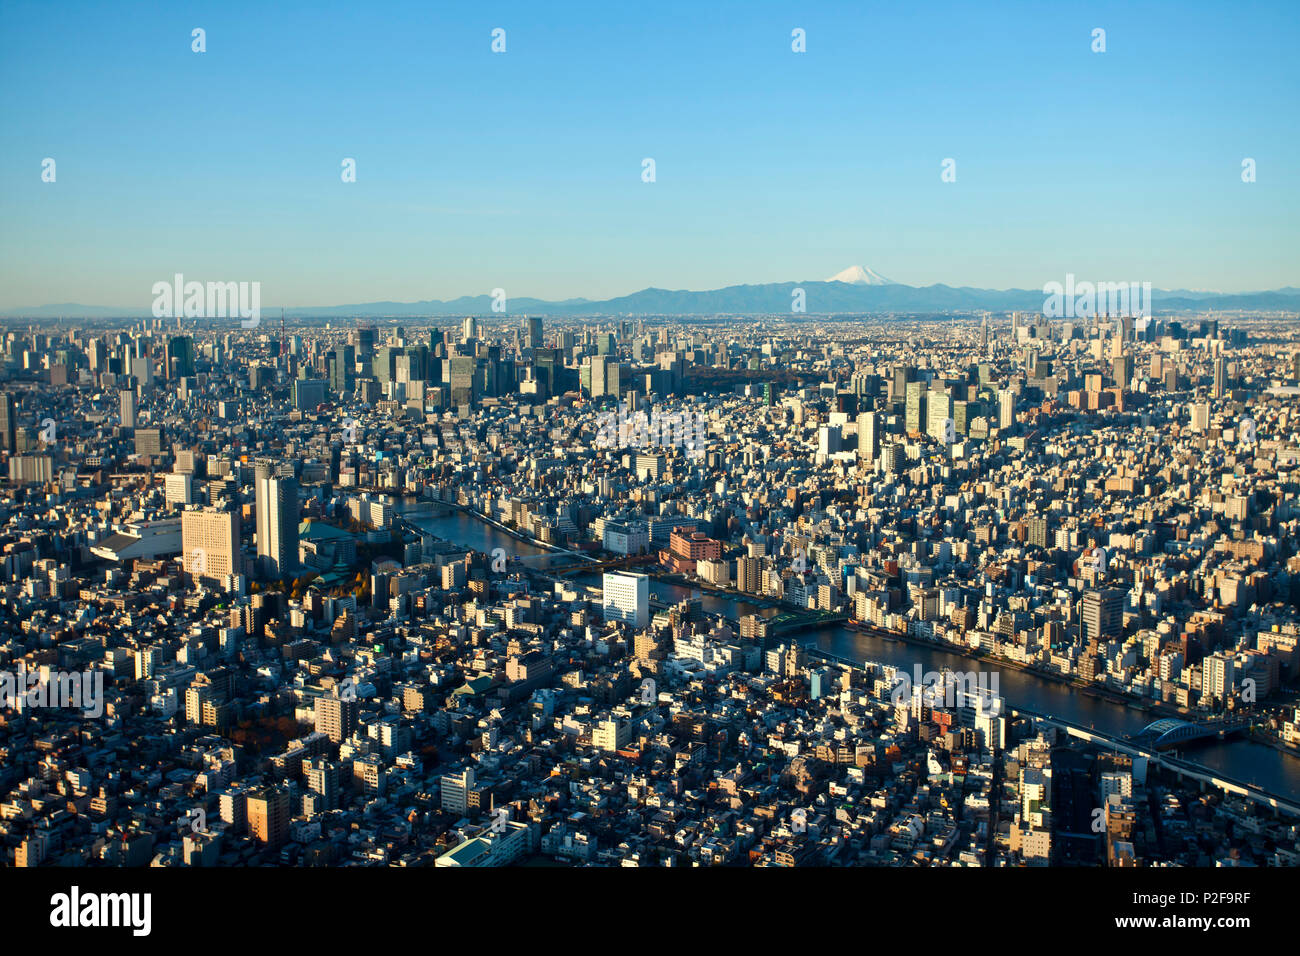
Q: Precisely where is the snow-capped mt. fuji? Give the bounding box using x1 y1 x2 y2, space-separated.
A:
826 265 896 286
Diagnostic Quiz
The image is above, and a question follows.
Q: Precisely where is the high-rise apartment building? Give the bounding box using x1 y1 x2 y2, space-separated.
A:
247 786 290 847
315 690 359 743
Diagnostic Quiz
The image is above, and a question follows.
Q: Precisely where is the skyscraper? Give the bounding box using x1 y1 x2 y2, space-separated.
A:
447 355 477 408
255 464 299 579
905 380 926 436
857 411 879 463
0 393 15 452
330 344 355 395
998 389 1015 430
523 315 543 349
926 388 952 442
166 335 195 379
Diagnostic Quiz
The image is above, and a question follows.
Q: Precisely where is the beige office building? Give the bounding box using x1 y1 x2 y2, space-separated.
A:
182 508 240 583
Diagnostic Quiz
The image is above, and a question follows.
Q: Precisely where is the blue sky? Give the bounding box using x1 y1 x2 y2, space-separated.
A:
1 0 1297 309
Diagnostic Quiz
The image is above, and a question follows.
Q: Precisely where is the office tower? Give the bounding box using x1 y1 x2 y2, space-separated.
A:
330 344 355 394
1082 589 1124 643
134 427 163 457
603 571 649 628
315 691 359 743
462 316 478 343
890 366 912 406
481 343 505 397
164 472 193 507
255 465 299 579
447 355 477 408
1191 402 1211 432
998 389 1015 429
88 338 107 372
1112 354 1132 389
531 347 559 398
590 355 613 398
373 345 398 386
166 335 195 379
356 325 377 362
926 388 952 441
394 351 419 385
247 786 290 847
605 360 622 399
850 369 876 399
817 424 842 459
1213 355 1227 399
857 411 879 463
175 449 203 476
905 380 926 436
0 393 15 452
182 508 240 583
952 399 974 436
292 378 327 410
9 455 53 484
131 354 153 387
523 315 543 349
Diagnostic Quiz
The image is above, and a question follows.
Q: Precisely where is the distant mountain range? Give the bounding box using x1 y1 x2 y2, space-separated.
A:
8 268 1300 319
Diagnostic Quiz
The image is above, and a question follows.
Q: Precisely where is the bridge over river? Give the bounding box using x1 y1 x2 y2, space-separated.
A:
1131 717 1253 750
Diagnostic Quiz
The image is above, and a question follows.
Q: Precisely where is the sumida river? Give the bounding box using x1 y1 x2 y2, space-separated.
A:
408 508 1300 800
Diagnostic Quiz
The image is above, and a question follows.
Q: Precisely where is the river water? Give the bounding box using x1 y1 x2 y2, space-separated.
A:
409 508 1300 799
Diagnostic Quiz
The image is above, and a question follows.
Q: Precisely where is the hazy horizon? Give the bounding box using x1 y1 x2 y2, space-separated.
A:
2 0 1298 309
